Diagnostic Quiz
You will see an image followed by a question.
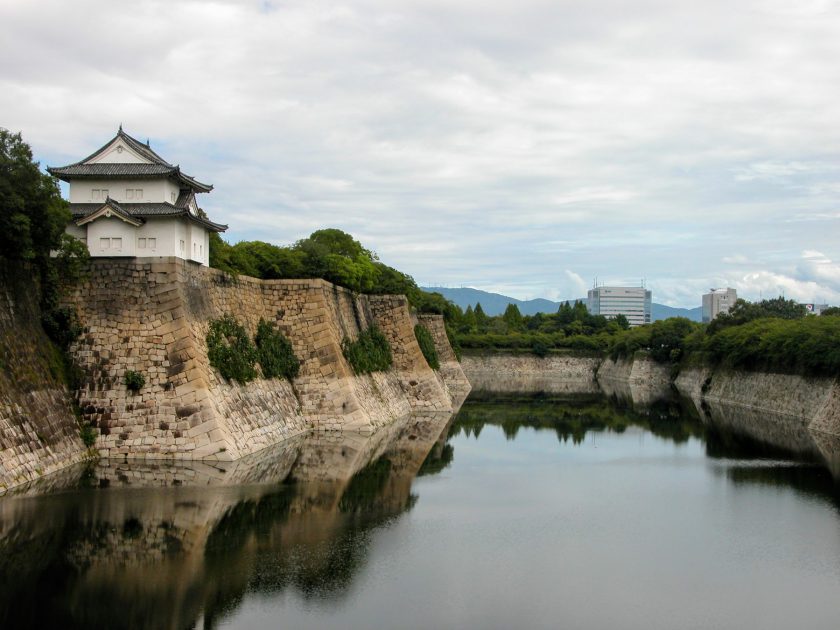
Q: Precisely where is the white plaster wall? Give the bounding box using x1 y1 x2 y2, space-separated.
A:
86 217 137 257
69 179 172 204
164 180 181 204
187 222 208 265
134 218 184 257
88 139 148 164
70 216 208 265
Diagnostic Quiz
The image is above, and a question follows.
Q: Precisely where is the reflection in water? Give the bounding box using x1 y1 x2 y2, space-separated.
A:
0 411 455 629
454 393 704 444
2 396 840 629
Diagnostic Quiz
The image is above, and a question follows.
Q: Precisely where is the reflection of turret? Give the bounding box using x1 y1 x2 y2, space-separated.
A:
0 411 456 628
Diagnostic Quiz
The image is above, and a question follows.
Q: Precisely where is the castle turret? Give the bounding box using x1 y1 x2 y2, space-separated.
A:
48 127 226 265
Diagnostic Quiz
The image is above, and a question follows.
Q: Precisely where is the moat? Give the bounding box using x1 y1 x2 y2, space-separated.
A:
2 394 840 629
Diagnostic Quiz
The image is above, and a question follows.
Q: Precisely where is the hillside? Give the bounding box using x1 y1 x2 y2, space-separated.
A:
422 287 702 322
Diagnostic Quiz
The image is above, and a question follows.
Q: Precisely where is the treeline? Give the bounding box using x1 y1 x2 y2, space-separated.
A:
209 229 456 316
609 297 840 376
452 301 630 355
449 293 840 378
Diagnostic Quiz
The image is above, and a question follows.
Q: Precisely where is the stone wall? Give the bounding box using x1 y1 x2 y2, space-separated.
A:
596 355 673 405
62 258 464 463
416 314 471 405
675 367 840 438
0 263 88 493
461 353 601 395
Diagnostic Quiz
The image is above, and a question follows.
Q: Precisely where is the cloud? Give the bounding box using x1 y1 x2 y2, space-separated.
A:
3 0 840 306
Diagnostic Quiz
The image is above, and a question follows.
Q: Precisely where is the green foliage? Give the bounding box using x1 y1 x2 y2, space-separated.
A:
414 324 440 370
79 422 96 448
531 340 549 357
708 297 806 333
342 325 393 374
209 228 460 319
502 303 524 331
703 316 840 375
255 318 300 380
820 307 840 317
41 305 82 349
0 129 70 264
206 315 258 383
124 370 145 392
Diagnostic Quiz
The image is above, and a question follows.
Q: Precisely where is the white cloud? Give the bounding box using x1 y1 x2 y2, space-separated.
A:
3 0 840 306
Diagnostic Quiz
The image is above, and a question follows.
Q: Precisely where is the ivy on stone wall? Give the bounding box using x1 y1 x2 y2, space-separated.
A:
414 324 440 370
342 325 393 375
206 315 258 383
255 319 300 381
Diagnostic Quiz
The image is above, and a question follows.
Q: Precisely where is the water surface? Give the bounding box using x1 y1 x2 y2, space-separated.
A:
2 396 840 629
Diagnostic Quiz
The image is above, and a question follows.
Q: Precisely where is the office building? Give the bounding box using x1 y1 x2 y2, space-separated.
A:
702 288 737 323
587 286 652 327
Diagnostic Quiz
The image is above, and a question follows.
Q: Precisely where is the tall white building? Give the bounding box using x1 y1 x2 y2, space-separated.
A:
702 288 737 323
587 286 652 327
48 127 227 266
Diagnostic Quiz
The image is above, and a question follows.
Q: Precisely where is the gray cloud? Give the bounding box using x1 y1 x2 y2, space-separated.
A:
3 0 840 306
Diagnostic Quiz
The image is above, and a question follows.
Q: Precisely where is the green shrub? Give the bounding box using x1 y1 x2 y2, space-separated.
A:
80 422 96 447
414 324 440 370
342 325 393 374
41 305 82 349
206 314 258 383
532 340 549 358
255 318 300 380
124 370 145 392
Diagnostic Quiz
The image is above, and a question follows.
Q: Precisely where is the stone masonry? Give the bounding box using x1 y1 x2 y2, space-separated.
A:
63 258 467 462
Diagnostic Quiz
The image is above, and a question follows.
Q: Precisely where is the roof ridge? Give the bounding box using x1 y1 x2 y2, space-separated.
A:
117 128 173 166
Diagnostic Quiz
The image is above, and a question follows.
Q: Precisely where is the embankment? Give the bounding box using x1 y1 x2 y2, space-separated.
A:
675 366 840 441
0 257 468 491
461 352 600 395
461 350 840 445
64 258 469 462
0 263 88 491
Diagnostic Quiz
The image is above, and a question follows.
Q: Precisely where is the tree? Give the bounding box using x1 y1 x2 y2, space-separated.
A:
502 303 524 331
474 302 490 332
613 314 631 330
708 297 807 333
0 128 70 263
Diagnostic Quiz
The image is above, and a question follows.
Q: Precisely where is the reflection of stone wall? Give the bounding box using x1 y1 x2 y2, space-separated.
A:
461 353 600 395
675 368 840 439
0 410 456 629
596 356 672 405
0 263 88 492
60 258 464 464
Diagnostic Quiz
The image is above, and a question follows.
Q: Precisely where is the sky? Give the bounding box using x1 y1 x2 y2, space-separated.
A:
3 0 840 307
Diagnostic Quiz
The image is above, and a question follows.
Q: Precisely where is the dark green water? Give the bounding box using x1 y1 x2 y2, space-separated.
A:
2 395 840 629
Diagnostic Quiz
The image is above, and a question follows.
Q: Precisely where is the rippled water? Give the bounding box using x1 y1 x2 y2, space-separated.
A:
2 395 840 629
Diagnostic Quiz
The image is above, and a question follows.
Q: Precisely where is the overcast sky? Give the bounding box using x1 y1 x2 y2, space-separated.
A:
3 0 840 306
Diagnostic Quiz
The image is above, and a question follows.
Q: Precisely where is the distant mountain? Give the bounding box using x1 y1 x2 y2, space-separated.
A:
651 303 703 322
422 287 702 322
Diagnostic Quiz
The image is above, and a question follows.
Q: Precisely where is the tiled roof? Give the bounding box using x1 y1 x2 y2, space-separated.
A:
74 198 143 227
49 163 175 177
69 201 227 232
47 127 212 192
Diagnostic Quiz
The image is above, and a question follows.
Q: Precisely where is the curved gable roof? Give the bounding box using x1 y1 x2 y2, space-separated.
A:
48 127 213 192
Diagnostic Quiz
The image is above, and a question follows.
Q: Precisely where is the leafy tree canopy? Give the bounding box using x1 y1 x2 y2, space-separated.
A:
0 128 70 263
